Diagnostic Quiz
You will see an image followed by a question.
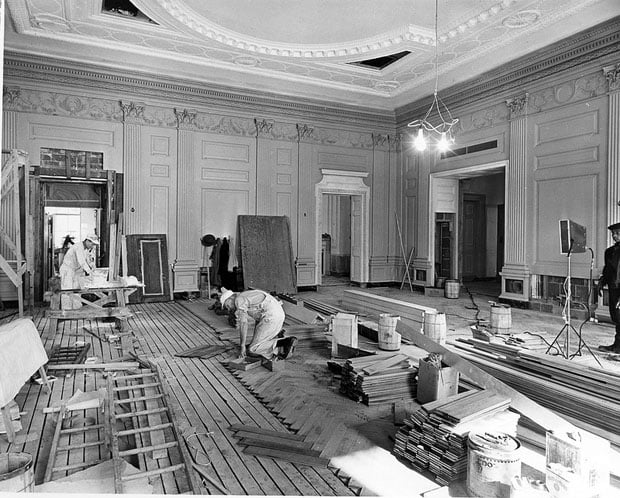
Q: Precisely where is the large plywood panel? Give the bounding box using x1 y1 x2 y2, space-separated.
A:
238 215 296 293
126 234 171 303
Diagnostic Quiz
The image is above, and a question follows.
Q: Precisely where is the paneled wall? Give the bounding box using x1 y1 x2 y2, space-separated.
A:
400 54 620 302
2 75 398 295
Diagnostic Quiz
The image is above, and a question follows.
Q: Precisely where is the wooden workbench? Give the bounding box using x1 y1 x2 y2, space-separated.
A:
46 282 141 333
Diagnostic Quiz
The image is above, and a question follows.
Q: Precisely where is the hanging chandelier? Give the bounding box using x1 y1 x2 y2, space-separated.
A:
407 0 458 153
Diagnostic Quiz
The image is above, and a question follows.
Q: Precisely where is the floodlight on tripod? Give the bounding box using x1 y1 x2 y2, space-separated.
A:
546 219 602 367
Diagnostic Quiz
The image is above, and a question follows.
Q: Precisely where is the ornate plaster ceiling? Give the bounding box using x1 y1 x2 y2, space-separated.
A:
4 0 620 110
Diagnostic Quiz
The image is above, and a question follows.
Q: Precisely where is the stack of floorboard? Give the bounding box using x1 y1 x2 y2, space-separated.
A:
339 353 417 405
393 390 513 485
451 337 620 440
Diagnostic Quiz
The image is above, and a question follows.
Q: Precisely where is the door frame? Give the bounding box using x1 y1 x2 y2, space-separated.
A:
315 169 370 285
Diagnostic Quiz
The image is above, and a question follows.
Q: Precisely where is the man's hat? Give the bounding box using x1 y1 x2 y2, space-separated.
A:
85 233 100 245
219 288 234 306
608 222 620 231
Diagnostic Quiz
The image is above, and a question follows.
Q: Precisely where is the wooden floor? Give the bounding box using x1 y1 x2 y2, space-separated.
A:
2 300 420 495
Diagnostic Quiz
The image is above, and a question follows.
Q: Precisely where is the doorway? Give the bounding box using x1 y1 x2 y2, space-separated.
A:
322 194 352 285
430 161 506 294
315 169 370 286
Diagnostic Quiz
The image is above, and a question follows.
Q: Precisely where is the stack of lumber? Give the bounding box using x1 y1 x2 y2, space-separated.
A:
339 353 417 405
393 390 513 485
229 424 329 467
342 289 436 334
283 324 329 350
451 337 620 440
300 298 350 317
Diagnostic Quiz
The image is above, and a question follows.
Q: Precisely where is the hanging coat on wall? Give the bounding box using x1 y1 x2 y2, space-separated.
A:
210 238 222 287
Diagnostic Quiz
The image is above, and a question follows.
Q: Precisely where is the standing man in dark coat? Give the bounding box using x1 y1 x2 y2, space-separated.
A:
598 222 620 352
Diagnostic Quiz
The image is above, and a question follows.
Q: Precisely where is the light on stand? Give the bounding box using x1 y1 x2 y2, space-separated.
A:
407 0 458 152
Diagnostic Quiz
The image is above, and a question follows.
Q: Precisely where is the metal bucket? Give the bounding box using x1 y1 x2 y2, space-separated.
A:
378 314 401 351
0 452 34 493
467 432 521 498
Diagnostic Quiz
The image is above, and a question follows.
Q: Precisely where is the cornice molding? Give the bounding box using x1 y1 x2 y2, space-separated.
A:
396 17 620 126
3 54 396 130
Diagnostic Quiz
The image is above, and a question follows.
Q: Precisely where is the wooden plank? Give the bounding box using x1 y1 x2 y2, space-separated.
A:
395 320 575 432
238 436 321 456
242 445 330 467
228 424 306 441
362 353 410 376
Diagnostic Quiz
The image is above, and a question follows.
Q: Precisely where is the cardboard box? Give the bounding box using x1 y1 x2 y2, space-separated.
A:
416 358 459 404
545 430 610 498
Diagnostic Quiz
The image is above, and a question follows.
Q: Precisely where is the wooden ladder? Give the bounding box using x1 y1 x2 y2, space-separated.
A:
43 403 110 482
105 367 200 494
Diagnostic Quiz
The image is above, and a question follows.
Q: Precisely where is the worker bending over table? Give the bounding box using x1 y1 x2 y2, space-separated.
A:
219 288 297 361
59 233 100 310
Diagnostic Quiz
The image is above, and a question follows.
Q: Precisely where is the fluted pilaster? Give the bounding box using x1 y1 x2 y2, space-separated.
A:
605 63 620 243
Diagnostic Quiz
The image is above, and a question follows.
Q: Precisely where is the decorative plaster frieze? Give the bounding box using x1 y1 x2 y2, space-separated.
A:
505 93 529 118
457 103 509 133
373 133 389 150
120 101 145 123
174 108 198 130
306 127 373 148
603 62 620 92
193 113 255 136
389 134 402 152
2 87 123 121
254 118 298 141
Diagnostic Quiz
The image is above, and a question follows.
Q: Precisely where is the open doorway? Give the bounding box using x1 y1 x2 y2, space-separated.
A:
44 207 101 284
431 161 506 298
322 194 352 286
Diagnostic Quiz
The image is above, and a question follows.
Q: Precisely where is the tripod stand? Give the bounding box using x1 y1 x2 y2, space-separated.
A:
546 243 602 367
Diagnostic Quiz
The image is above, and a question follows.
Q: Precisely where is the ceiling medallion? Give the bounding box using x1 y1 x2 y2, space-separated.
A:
233 56 259 67
502 10 540 29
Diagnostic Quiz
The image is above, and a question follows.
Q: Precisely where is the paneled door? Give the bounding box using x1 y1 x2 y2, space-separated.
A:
126 234 171 303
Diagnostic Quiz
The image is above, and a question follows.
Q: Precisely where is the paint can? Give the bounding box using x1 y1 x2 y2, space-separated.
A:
423 311 447 345
378 314 401 351
490 304 512 334
0 452 34 492
444 280 460 299
467 432 521 498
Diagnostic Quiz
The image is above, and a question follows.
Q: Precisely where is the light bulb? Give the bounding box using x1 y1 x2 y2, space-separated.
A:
437 132 450 152
414 129 427 151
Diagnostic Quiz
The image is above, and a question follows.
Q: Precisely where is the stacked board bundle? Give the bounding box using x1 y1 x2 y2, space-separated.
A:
393 390 515 485
339 353 417 405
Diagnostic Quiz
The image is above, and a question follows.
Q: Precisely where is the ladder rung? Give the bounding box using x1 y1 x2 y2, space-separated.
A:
114 372 157 381
57 440 106 451
113 382 161 392
115 406 168 419
121 463 185 481
118 441 178 457
60 424 105 435
117 422 173 437
52 458 108 472
113 393 163 404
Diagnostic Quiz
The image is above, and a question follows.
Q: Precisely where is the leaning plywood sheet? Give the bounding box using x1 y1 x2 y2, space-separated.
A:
125 234 171 303
238 215 296 294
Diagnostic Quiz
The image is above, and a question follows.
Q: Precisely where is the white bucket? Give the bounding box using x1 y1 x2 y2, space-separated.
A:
445 280 460 299
378 314 401 351
490 304 511 334
423 311 447 345
467 432 521 498
0 452 34 493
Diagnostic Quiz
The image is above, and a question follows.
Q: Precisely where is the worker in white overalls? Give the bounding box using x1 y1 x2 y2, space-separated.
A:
219 288 297 361
59 233 99 309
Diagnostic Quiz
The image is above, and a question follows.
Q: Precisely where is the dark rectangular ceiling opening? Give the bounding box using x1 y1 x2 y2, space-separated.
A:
348 51 411 70
102 0 157 24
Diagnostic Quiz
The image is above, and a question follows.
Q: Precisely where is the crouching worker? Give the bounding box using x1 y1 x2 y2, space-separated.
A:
219 288 297 361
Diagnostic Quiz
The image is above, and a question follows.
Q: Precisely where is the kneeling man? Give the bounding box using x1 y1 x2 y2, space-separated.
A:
220 288 297 361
